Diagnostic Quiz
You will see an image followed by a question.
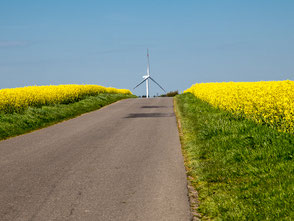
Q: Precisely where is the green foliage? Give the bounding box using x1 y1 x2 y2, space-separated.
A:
160 90 179 97
0 94 136 140
175 93 294 220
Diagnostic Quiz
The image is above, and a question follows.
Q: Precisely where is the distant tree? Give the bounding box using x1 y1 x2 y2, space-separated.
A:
160 90 179 97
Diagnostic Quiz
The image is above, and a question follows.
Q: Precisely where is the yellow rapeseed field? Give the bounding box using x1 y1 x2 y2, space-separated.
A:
185 80 294 133
0 84 132 113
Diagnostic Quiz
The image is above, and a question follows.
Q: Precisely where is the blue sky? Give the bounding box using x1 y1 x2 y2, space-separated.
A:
0 0 293 96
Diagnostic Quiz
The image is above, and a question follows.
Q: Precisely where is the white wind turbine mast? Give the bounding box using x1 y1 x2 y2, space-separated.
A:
133 49 166 98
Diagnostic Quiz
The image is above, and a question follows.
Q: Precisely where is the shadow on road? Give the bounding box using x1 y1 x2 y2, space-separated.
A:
141 106 168 109
125 113 174 118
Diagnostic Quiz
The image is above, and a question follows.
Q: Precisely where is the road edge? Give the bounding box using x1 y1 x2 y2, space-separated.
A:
0 95 136 142
173 97 202 221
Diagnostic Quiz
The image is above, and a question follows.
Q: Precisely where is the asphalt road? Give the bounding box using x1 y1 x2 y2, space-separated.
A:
0 97 191 221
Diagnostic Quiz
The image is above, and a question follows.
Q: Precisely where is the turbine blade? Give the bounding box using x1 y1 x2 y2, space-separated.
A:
149 76 166 92
147 48 150 76
133 78 148 90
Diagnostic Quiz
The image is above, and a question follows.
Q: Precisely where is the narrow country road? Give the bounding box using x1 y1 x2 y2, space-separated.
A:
0 98 191 221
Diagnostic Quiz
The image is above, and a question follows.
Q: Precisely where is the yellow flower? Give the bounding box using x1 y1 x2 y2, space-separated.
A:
185 80 294 134
0 84 132 113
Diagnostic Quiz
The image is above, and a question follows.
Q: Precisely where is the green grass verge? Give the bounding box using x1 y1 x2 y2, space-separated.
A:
174 93 294 220
0 93 136 141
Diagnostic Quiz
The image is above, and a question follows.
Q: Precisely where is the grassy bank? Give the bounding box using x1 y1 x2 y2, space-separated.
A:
0 93 136 141
174 93 294 220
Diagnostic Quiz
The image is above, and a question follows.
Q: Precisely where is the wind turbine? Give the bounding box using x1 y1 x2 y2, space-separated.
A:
133 49 166 98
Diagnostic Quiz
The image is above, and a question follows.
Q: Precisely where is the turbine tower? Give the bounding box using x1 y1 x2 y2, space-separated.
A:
134 49 166 98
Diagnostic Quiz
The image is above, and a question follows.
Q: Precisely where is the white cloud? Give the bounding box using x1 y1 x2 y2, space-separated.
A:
0 41 29 48
0 25 29 30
